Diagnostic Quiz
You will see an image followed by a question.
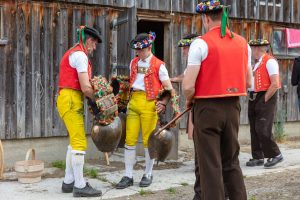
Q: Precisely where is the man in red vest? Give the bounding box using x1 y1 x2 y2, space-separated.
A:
56 26 102 197
171 33 202 200
183 1 252 199
246 39 283 168
116 32 173 189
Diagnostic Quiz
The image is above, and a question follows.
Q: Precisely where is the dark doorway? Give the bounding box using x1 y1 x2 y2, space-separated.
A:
137 20 165 61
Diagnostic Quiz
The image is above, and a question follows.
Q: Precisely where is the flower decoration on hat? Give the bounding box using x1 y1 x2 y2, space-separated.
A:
178 38 195 47
248 39 270 46
196 0 223 13
130 32 156 49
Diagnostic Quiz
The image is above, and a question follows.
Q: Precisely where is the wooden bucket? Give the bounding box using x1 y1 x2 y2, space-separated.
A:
14 149 44 184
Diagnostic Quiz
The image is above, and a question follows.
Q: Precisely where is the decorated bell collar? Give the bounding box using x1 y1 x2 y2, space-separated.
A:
178 34 200 47
130 32 156 50
249 39 270 46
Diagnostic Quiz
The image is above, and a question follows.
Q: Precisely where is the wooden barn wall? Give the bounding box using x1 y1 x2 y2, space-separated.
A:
0 1 299 139
32 0 300 24
0 1 118 139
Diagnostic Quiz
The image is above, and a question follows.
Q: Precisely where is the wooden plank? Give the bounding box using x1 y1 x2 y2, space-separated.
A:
52 6 68 136
137 0 150 9
16 4 27 139
149 0 159 11
72 9 82 44
287 60 300 121
298 0 300 23
0 4 9 140
5 3 17 139
171 0 180 13
272 0 276 21
41 6 54 137
31 3 42 138
283 0 290 22
48 5 55 137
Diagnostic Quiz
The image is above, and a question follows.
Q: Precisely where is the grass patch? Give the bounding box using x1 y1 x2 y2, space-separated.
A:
84 168 98 178
274 109 286 143
139 189 153 196
243 175 247 179
180 182 189 186
52 160 66 169
249 196 257 200
167 187 176 194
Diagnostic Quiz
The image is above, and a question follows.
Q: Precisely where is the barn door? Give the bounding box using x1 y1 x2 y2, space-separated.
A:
111 6 136 77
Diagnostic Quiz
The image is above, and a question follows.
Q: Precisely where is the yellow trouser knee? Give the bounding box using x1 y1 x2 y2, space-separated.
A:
56 89 87 151
125 91 158 148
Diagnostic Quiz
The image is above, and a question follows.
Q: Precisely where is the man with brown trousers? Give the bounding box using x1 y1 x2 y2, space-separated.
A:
183 0 252 199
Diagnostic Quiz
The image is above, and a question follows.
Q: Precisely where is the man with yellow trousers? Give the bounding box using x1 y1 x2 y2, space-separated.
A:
56 26 102 197
116 32 173 189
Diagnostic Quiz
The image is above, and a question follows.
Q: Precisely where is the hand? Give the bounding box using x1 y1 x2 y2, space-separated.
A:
170 77 181 83
87 98 100 115
186 99 193 109
156 101 167 114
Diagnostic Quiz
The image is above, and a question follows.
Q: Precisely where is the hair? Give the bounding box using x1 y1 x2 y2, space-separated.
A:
204 9 223 21
84 33 94 41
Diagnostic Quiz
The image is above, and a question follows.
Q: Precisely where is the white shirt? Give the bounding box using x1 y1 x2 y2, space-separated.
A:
249 55 279 91
69 51 88 73
130 54 170 91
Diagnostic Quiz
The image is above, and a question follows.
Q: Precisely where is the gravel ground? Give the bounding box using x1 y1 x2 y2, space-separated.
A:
109 168 300 200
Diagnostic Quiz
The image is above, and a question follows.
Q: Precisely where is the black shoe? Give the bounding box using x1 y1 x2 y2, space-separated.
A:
62 181 74 193
246 158 264 167
73 182 102 197
116 176 134 189
139 174 153 187
264 155 283 168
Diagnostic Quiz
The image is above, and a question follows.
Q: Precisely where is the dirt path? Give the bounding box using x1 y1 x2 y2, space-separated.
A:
108 167 300 200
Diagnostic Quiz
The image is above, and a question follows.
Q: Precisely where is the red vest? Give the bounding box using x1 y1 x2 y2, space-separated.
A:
254 54 281 92
194 27 248 98
130 56 164 100
58 44 92 91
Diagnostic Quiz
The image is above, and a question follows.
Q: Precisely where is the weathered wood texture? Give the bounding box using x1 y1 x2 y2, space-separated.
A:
0 1 299 139
30 0 300 23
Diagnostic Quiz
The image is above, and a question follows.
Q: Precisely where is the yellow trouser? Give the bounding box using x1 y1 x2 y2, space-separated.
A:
126 91 158 147
57 89 87 151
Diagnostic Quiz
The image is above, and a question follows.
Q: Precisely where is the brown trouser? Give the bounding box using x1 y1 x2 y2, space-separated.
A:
193 132 201 200
193 97 247 200
248 91 281 159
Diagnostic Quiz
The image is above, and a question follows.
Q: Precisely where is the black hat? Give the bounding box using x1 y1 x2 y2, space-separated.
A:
130 32 156 50
84 26 102 43
196 0 225 14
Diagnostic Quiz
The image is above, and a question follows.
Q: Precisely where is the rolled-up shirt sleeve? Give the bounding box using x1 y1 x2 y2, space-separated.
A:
159 64 170 81
266 59 279 76
248 44 252 67
187 38 208 67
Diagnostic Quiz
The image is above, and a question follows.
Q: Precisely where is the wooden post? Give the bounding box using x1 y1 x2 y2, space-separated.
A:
0 140 4 179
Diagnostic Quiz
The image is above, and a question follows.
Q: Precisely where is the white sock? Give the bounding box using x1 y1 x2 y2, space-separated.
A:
144 148 154 177
124 145 136 178
64 145 74 184
71 150 86 189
